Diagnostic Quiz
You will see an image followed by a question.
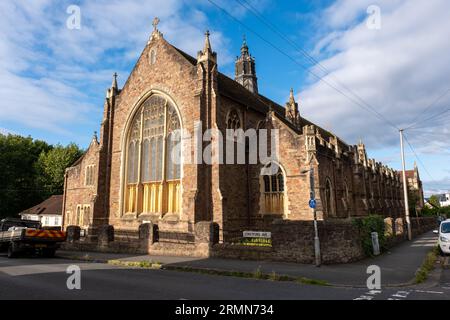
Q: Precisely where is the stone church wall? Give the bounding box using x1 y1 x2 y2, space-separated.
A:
105 35 205 232
63 140 101 230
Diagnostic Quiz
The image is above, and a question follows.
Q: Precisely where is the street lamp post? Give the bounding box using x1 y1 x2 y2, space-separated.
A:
303 167 321 267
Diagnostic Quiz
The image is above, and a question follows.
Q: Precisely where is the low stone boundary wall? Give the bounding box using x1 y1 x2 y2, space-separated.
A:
212 216 437 264
212 220 364 264
62 221 219 258
61 216 437 265
384 216 437 248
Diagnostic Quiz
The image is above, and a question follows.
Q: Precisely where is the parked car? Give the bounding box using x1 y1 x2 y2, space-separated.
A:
436 219 450 256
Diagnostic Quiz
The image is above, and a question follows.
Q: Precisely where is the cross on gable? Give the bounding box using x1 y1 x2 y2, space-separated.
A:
152 17 160 31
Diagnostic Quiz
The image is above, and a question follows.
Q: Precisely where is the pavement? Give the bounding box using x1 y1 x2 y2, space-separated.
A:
58 231 439 287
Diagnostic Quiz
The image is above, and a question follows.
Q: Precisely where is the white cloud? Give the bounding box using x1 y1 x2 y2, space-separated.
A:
301 0 450 148
299 0 450 194
424 176 450 196
0 0 234 138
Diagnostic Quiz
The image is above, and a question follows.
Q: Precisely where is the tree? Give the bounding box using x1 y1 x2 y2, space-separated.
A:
0 133 84 219
35 143 83 197
428 195 441 208
408 190 420 215
0 134 51 218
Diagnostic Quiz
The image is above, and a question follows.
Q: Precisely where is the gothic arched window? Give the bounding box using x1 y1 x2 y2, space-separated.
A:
125 94 181 216
325 178 335 217
261 163 285 215
227 109 241 130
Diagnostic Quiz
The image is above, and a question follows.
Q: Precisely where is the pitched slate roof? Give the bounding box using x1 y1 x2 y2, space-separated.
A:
171 44 341 143
20 195 63 216
397 170 415 179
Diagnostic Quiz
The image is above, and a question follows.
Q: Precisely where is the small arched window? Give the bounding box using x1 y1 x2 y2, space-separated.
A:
150 49 156 65
76 205 82 226
344 181 349 202
85 165 95 186
227 109 241 130
325 178 335 216
261 163 285 215
83 205 90 227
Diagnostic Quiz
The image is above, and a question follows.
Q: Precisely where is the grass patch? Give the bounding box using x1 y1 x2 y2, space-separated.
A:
415 246 439 284
253 266 264 279
296 277 330 286
163 265 328 286
107 259 162 269
268 271 281 281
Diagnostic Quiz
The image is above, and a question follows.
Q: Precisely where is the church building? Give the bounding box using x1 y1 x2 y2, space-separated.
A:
62 20 412 262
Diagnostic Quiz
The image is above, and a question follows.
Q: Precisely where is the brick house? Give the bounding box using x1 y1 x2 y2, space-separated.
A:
62 22 415 262
397 162 425 211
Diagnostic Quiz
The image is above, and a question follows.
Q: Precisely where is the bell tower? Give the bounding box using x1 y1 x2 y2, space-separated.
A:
235 36 258 94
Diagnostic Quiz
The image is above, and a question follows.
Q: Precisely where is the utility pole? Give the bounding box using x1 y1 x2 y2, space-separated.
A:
399 129 412 241
308 168 321 267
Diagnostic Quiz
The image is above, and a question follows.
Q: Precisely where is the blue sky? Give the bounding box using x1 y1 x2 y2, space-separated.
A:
0 0 449 195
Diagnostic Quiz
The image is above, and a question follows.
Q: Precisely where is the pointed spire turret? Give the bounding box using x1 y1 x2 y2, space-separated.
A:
203 30 212 53
241 35 249 56
289 88 295 103
235 36 258 94
112 72 118 91
357 139 368 166
106 72 119 99
197 30 217 64
285 88 300 127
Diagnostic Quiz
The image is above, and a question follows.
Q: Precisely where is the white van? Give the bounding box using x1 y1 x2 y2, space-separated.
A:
437 219 450 255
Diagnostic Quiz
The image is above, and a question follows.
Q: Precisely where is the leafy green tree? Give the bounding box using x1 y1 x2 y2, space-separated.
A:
408 190 420 215
35 143 83 197
0 134 51 218
428 195 441 208
0 133 84 219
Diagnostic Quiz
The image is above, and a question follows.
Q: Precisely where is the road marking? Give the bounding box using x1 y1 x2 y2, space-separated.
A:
354 295 374 300
367 290 382 295
0 262 119 276
354 290 382 300
414 290 443 294
390 290 411 299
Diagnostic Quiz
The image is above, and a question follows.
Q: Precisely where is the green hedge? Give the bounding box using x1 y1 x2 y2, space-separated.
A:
419 206 450 218
353 215 386 257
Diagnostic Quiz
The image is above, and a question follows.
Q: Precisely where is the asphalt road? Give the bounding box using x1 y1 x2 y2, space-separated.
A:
0 254 449 300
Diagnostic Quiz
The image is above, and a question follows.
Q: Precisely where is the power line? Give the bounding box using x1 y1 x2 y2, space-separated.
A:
403 133 436 183
406 128 449 135
405 88 450 130
207 0 400 131
234 0 399 131
406 106 450 131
